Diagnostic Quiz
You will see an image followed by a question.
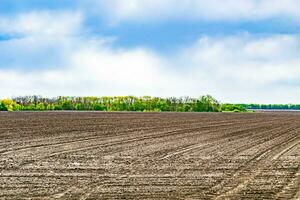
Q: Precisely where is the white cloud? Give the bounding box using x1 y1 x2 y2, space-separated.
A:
185 34 300 82
1 32 300 103
84 0 300 24
0 11 82 36
0 10 299 103
178 34 300 103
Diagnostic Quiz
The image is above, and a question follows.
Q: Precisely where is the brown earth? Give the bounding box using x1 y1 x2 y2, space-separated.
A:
0 112 299 199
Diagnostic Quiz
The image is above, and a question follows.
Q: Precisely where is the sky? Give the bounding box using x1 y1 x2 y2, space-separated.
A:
1 0 300 103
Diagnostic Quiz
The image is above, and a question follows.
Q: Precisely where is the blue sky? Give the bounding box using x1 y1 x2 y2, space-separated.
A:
1 0 300 103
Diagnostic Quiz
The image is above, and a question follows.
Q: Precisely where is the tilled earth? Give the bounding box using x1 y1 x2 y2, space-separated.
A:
0 112 299 199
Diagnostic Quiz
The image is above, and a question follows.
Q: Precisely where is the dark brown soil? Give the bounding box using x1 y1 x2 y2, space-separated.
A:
0 112 299 199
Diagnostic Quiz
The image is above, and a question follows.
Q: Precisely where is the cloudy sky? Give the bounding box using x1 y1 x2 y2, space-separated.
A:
1 0 300 103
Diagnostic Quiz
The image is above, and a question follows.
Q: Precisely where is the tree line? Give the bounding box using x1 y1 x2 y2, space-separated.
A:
1 95 298 112
0 95 236 112
237 104 300 110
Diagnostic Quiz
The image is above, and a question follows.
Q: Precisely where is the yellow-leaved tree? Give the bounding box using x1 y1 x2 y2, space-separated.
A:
0 99 14 111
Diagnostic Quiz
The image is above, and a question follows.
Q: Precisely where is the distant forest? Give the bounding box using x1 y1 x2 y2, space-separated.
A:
236 104 300 110
0 95 299 112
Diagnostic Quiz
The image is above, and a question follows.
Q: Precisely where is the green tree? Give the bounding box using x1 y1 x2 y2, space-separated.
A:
0 101 8 111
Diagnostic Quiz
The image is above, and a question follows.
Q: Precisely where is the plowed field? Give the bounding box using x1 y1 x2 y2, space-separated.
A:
0 112 299 199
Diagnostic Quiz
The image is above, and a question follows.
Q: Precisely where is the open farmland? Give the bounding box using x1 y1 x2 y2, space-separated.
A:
0 112 299 199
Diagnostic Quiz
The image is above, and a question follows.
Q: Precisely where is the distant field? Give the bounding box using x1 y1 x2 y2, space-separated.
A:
0 112 299 199
249 109 300 112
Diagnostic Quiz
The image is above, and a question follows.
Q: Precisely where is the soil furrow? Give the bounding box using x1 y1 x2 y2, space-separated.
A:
0 111 299 199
